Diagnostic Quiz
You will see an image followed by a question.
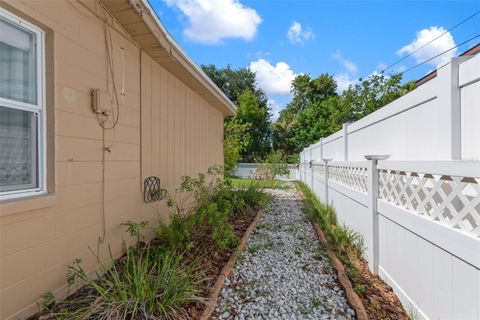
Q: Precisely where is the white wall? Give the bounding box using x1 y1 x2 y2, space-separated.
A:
304 55 479 162
234 163 298 181
459 56 480 160
299 160 480 320
299 55 480 320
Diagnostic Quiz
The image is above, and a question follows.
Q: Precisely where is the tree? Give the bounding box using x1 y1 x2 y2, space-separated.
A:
201 64 267 107
340 73 415 122
223 118 250 174
274 73 338 153
202 65 271 163
272 119 297 155
272 72 415 155
236 90 271 162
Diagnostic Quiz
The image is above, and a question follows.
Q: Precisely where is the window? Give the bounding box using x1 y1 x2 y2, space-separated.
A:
0 8 45 200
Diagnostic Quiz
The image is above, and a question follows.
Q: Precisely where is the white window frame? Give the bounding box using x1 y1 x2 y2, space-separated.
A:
0 8 46 201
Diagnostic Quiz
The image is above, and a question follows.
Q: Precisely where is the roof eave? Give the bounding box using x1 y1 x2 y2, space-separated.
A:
100 0 236 116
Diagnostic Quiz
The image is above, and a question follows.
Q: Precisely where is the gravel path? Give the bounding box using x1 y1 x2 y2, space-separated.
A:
213 188 356 320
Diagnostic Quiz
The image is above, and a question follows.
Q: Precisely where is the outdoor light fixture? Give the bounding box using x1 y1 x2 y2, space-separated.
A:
364 155 390 161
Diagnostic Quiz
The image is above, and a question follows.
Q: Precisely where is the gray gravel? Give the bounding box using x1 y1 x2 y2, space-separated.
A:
213 188 355 320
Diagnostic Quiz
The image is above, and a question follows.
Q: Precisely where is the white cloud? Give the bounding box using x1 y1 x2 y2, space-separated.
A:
332 50 358 93
334 73 357 93
397 26 456 67
287 21 315 44
249 59 297 95
164 0 261 44
332 50 358 74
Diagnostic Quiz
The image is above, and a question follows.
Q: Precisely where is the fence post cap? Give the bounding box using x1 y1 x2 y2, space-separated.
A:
322 158 333 163
364 155 390 160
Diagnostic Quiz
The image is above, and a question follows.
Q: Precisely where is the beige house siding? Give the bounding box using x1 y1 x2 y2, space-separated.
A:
0 1 226 319
140 52 224 190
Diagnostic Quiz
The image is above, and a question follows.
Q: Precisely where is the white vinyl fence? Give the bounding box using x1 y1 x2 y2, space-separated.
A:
234 163 299 180
299 55 480 320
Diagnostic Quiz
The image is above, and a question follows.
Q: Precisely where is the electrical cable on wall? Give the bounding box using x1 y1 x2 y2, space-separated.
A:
97 15 122 244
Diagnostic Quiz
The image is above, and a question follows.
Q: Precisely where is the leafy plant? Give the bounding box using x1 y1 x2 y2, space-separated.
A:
39 291 55 310
223 118 251 174
353 283 366 296
255 149 290 180
157 166 270 252
346 264 361 281
122 220 149 245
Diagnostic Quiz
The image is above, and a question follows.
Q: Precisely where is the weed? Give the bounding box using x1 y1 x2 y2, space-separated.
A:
256 222 271 230
353 283 366 296
311 296 323 308
331 224 361 254
406 303 419 320
122 220 149 244
248 240 274 254
39 291 54 310
313 248 326 260
346 265 361 281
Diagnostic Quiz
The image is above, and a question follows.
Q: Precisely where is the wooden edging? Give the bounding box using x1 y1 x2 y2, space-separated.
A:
199 209 264 320
312 222 369 320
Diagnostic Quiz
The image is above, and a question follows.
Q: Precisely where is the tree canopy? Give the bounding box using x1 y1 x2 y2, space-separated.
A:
202 63 415 168
202 64 271 166
273 72 415 154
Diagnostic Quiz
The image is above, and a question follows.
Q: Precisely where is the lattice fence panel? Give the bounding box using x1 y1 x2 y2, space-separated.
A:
329 165 368 193
379 170 480 238
312 164 325 182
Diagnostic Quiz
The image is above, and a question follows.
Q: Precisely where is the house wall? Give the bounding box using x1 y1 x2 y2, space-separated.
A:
0 1 224 319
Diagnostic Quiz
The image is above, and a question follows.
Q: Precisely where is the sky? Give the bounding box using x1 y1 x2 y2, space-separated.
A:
150 0 480 120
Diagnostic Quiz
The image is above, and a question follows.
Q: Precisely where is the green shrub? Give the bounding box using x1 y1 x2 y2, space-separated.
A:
255 150 290 180
157 166 270 252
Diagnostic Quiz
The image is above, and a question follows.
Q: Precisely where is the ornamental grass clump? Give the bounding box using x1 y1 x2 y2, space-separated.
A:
56 244 204 320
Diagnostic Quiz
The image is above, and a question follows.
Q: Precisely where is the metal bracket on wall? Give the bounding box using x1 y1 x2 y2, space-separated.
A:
143 176 167 203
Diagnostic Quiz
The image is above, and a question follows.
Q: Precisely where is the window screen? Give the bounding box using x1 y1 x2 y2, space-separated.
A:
0 10 43 198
